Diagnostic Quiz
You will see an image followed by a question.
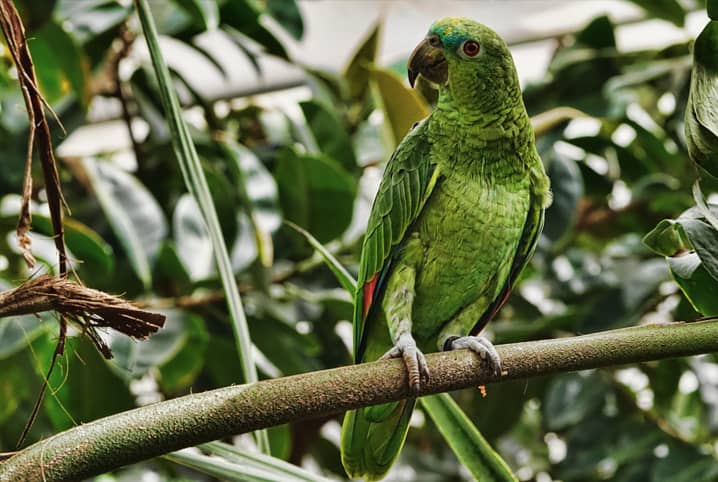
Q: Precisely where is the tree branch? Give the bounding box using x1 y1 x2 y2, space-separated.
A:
3 320 718 481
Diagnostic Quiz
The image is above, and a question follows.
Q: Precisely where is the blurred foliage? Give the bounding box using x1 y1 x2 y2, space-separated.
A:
2 1 718 481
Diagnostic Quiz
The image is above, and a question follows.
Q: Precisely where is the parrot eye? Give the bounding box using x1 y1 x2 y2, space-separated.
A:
461 40 480 58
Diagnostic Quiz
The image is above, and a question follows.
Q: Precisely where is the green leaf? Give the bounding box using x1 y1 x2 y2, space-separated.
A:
275 149 357 243
108 309 207 392
0 308 49 360
679 218 718 282
626 0 685 27
300 100 357 171
285 220 357 294
156 312 209 392
542 151 583 246
173 193 214 281
202 441 331 481
33 216 114 275
166 442 332 482
421 393 517 482
343 21 380 103
0 214 114 275
136 0 268 452
643 219 692 257
219 0 288 60
223 141 281 267
543 372 606 431
82 158 168 289
265 0 303 40
685 21 718 179
668 252 718 316
171 0 219 30
28 20 89 105
369 66 430 147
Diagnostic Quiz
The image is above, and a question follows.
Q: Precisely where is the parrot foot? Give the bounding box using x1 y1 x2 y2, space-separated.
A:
381 332 430 394
445 336 502 377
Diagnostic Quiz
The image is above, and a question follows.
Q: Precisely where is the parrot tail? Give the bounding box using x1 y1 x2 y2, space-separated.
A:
340 398 416 481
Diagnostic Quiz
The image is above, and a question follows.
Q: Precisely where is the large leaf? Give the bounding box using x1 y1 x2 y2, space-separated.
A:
108 309 207 392
27 20 89 105
685 20 718 180
219 0 288 60
166 442 331 482
421 394 517 482
343 21 380 103
171 0 219 30
668 252 718 316
223 141 281 268
369 66 430 148
136 0 268 451
265 0 303 40
275 149 356 243
82 158 168 288
300 100 357 171
626 0 685 27
173 193 214 281
0 214 114 275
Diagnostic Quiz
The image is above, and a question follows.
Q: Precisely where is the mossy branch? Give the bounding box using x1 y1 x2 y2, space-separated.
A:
3 320 718 481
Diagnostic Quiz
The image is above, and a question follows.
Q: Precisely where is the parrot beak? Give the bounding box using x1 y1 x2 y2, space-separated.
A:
407 34 447 88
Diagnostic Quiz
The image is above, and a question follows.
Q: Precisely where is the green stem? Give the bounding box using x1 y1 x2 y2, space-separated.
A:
3 320 718 481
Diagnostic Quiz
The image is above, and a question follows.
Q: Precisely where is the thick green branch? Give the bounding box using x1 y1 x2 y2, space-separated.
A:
3 320 718 481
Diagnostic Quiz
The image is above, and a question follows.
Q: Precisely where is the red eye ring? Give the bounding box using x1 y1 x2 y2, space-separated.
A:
463 40 480 57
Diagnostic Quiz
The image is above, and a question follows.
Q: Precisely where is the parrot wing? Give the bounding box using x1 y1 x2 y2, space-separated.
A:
354 118 440 362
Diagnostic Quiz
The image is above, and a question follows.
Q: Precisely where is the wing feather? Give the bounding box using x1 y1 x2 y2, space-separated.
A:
354 119 439 361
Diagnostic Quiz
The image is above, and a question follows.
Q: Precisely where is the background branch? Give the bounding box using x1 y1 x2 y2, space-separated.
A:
2 320 718 481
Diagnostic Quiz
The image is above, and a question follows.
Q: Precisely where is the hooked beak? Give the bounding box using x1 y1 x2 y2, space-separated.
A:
407 34 447 88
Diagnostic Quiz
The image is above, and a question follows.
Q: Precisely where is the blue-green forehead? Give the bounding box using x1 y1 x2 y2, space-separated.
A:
429 21 467 51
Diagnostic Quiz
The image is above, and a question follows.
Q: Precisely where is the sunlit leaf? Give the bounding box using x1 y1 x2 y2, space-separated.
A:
173 193 214 281
82 158 168 288
369 66 430 147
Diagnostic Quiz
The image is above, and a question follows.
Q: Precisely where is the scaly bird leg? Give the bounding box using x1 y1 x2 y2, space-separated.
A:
381 331 430 394
380 234 429 393
443 335 502 377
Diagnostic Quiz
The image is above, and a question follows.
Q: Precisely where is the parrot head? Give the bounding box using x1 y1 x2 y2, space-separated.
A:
408 17 520 108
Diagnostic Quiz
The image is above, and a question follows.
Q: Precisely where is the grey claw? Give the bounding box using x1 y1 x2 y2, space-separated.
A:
381 332 430 393
447 335 502 377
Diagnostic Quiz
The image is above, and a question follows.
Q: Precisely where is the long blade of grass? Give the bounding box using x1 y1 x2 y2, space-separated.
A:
134 0 269 452
421 393 517 482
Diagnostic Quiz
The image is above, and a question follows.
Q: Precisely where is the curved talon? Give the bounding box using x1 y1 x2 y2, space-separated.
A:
446 335 502 377
381 332 430 393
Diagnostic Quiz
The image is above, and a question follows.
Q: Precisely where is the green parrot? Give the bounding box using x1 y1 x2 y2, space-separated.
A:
340 17 552 481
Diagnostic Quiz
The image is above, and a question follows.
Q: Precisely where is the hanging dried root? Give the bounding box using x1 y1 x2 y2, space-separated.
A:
0 275 166 358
